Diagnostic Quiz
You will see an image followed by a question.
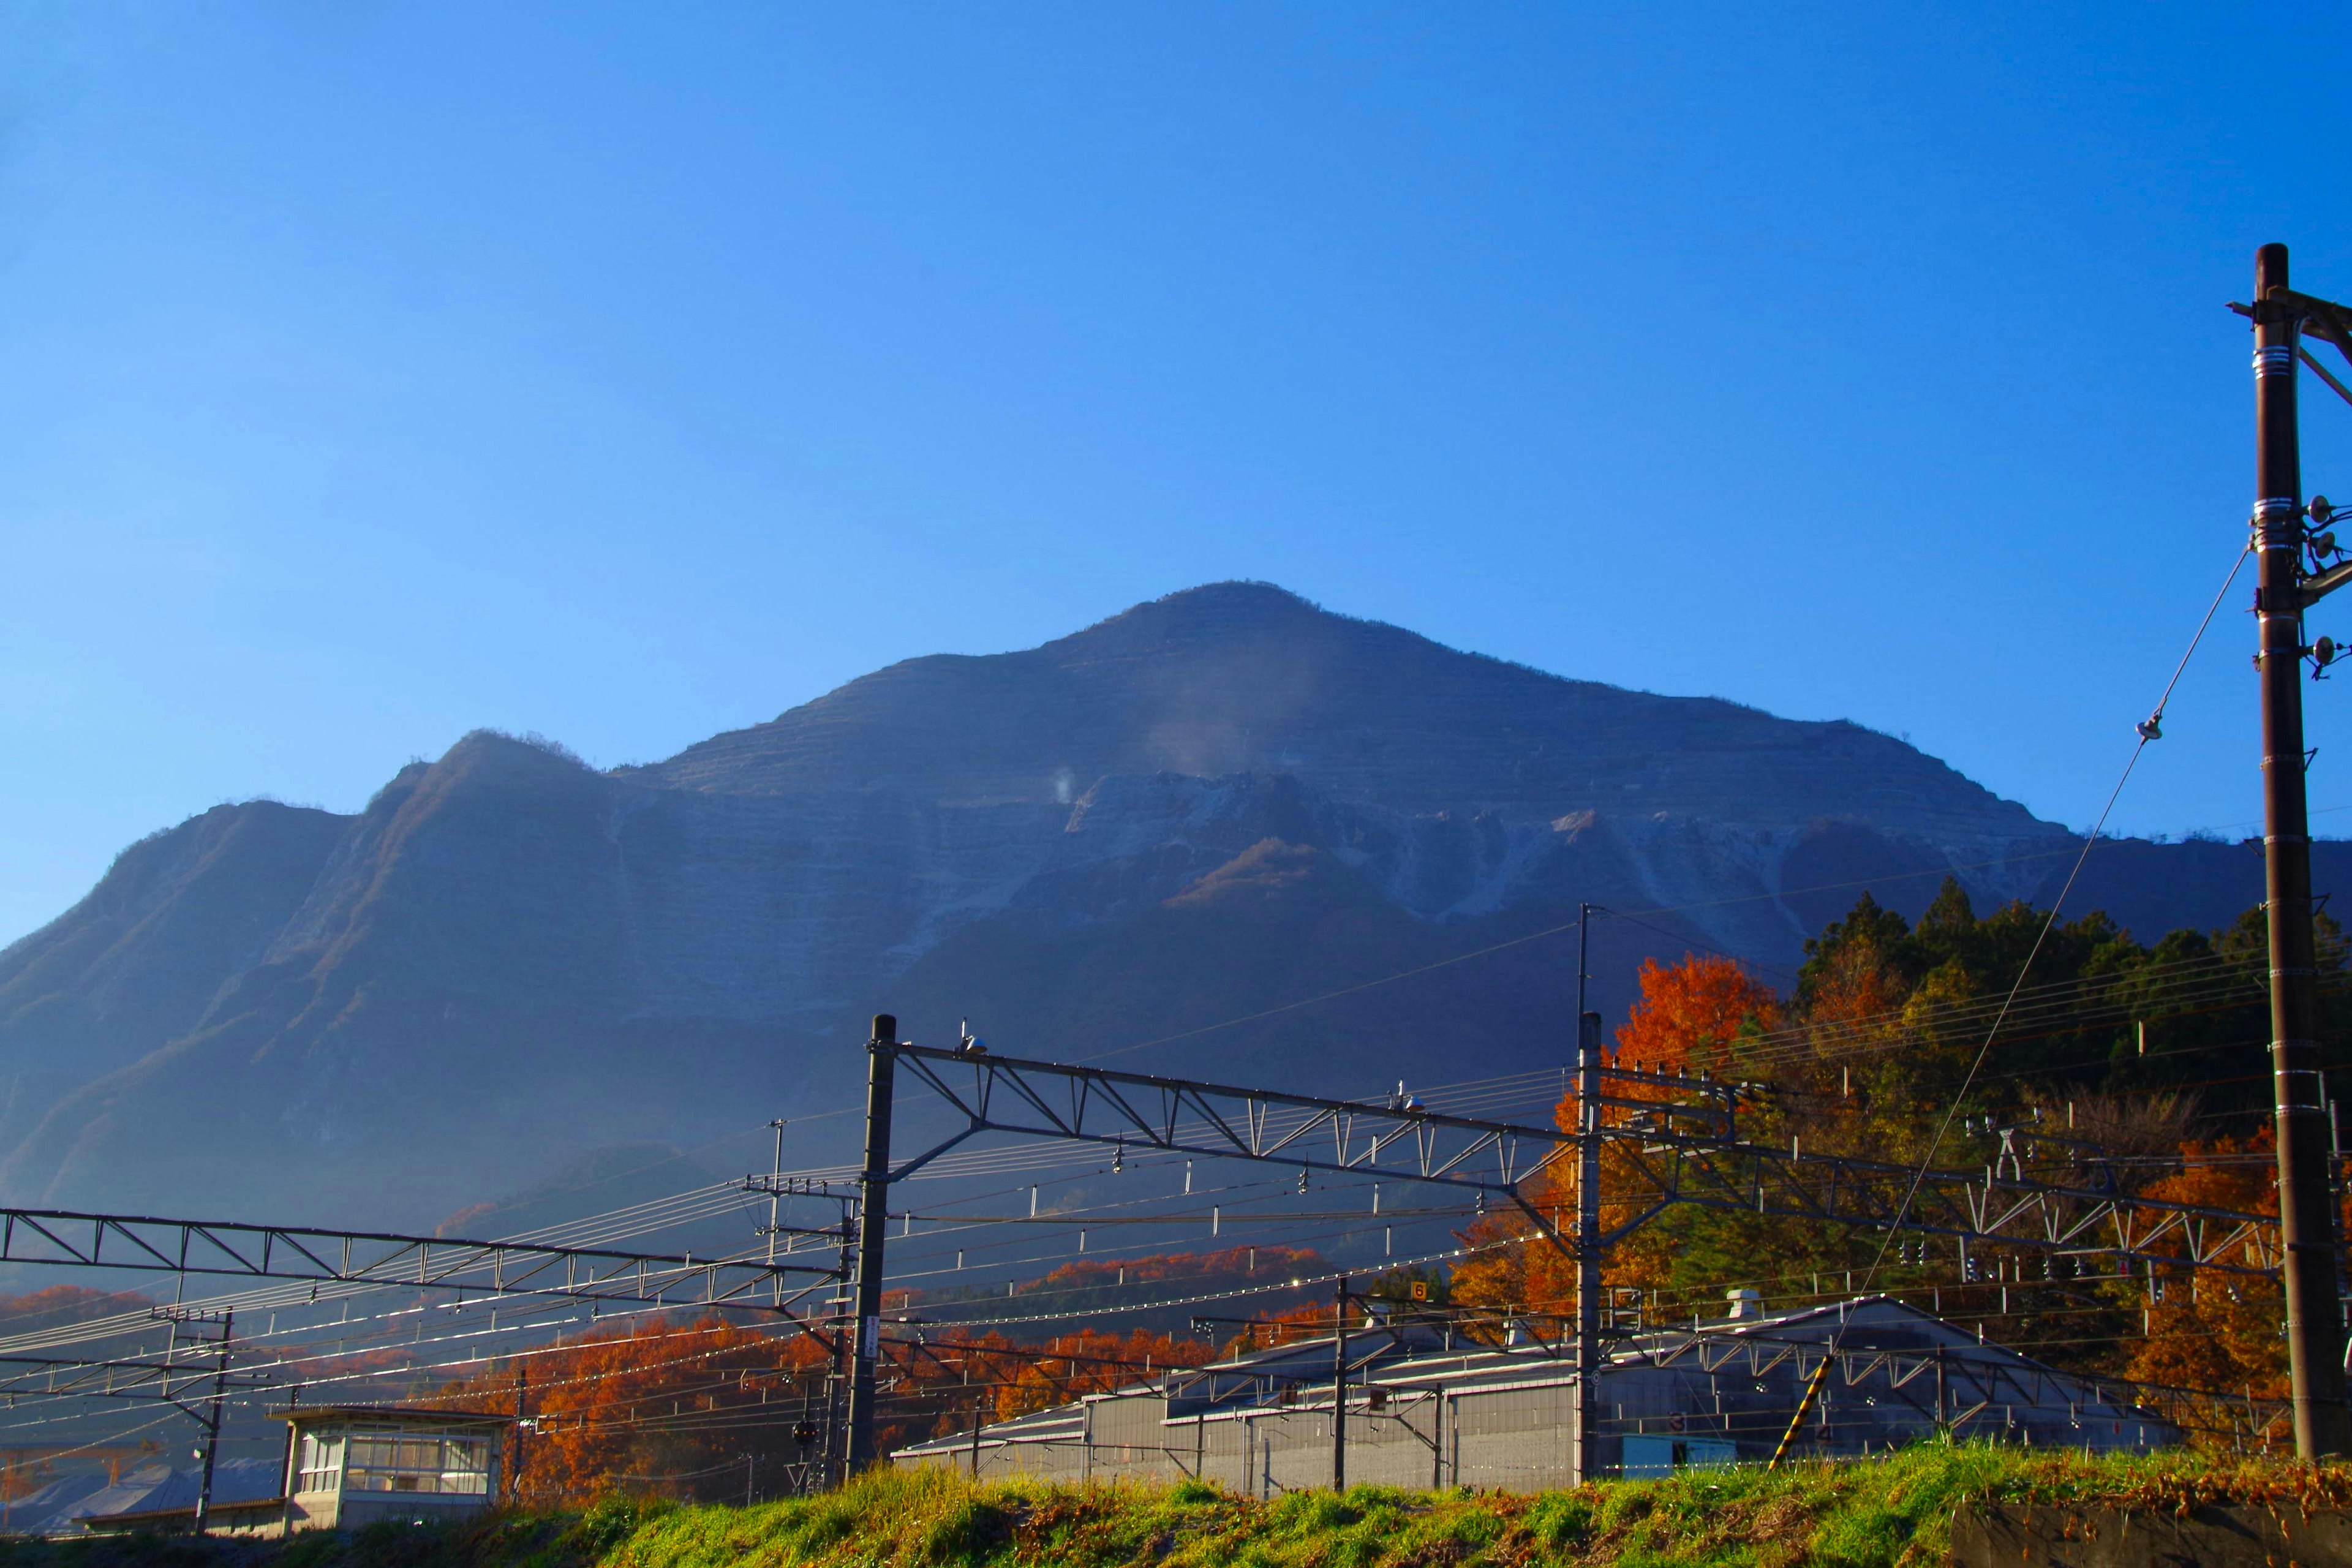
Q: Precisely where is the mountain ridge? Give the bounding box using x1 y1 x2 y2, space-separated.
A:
0 582 2302 1229
628 582 2055 843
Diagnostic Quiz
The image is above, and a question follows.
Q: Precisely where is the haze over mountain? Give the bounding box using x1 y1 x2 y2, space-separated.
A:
0 584 2313 1230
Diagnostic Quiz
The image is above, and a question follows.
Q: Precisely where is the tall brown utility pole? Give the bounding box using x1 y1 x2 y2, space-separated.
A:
2250 241 2352 1461
844 1014 897 1474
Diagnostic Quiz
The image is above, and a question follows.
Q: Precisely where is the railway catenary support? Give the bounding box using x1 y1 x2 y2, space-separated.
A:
189 1311 232 1535
877 1039 2283 1274
846 1025 2293 1477
845 1013 899 1475
1330 1276 1348 1490
0 1208 837 1306
1572 903 1602 1483
737 1169 860 1486
0 1205 851 1472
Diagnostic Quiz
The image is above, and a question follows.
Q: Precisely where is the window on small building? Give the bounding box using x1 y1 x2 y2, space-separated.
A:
342 1429 494 1495
296 1432 344 1494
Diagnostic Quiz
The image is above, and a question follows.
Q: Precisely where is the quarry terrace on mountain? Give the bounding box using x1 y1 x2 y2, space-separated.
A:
0 584 2311 1229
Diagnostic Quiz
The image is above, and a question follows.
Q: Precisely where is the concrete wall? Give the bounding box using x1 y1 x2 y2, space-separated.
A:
285 1488 492 1532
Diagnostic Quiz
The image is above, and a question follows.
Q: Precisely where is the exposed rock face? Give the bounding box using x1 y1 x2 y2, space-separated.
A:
615 582 2071 1014
0 584 2304 1226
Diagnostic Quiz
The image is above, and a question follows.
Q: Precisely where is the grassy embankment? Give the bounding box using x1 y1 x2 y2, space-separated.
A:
6 1444 2351 1568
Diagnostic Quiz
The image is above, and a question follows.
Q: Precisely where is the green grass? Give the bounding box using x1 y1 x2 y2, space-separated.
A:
3 1445 2346 1568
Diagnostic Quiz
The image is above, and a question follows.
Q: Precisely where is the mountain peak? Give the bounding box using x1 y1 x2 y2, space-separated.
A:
1136 580 1325 622
1044 581 1355 655
631 584 2054 846
1166 579 1316 608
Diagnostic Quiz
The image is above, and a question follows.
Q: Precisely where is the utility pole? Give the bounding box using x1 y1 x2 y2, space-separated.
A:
510 1365 528 1504
1330 1276 1348 1491
826 1210 853 1488
277 1383 300 1541
844 1014 898 1474
191 1311 232 1536
763 1120 788 1265
1572 905 1603 1483
2251 241 2352 1460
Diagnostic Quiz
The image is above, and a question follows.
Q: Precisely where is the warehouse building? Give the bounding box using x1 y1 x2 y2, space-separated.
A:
894 1295 2175 1491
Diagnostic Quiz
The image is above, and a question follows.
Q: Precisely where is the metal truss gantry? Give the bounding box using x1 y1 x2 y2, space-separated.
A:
839 1025 2282 1475
0 1206 837 1309
884 1042 2278 1275
0 1204 851 1515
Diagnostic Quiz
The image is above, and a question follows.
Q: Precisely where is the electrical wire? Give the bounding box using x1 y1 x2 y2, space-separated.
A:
1755 545 2263 1468
1858 540 2255 1297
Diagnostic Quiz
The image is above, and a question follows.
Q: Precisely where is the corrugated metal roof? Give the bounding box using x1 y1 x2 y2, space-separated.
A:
896 1295 2166 1458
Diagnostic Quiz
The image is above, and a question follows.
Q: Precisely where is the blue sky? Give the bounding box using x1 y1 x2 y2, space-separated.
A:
3 3 2350 945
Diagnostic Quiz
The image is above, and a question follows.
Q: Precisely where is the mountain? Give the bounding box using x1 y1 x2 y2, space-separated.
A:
0 582 2316 1229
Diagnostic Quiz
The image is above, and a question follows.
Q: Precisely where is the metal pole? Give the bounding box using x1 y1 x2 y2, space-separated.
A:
845 1014 898 1474
1573 905 1602 1482
192 1311 232 1536
1433 1387 1445 1488
511 1365 527 1504
824 1210 853 1489
764 1120 787 1266
1331 1275 1348 1491
2253 242 2352 1460
277 1382 300 1540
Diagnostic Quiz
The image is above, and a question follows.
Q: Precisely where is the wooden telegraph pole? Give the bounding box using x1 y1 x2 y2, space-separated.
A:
2247 242 2352 1460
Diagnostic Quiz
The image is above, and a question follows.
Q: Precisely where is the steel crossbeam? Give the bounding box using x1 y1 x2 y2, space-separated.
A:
886 1044 2278 1275
1628 1320 2266 1442
890 1043 1568 1191
1604 1136 2278 1276
843 1033 2287 1472
0 1352 270 1406
0 1207 835 1308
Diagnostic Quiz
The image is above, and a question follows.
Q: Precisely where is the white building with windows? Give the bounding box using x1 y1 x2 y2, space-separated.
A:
76 1406 508 1538
281 1406 507 1532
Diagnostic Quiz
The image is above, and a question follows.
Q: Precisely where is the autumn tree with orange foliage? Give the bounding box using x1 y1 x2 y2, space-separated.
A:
1452 953 1781 1333
426 1309 1213 1502
2122 1136 2286 1414
991 1327 1212 1419
1446 880 2342 1443
1614 954 1783 1075
424 1317 829 1505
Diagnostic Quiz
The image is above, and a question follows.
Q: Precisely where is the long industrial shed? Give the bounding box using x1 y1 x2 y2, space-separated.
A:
894 1296 2176 1491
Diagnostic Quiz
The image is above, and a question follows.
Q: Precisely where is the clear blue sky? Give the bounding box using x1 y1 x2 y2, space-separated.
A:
4 3 2350 946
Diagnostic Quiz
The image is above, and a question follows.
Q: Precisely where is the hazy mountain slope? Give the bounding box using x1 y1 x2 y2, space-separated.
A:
0 736 785 1223
0 582 2311 1229
0 801 347 1163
